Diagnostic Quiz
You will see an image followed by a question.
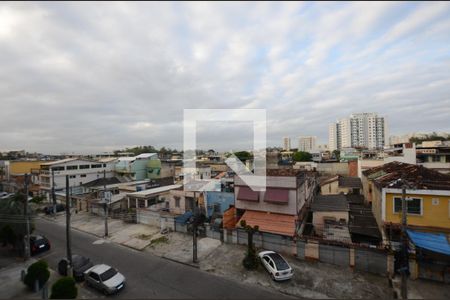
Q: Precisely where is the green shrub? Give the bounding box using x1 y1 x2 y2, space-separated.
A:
24 260 50 290
50 277 78 299
0 225 16 246
242 247 259 270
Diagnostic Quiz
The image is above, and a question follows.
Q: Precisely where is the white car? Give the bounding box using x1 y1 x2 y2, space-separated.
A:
258 250 294 281
84 264 125 295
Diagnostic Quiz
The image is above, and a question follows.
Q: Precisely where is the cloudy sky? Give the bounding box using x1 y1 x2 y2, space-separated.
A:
1 2 449 154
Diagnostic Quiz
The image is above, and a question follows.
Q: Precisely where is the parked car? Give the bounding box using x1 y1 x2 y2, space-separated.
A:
84 264 125 295
58 255 94 281
43 203 65 214
30 235 51 255
258 250 294 281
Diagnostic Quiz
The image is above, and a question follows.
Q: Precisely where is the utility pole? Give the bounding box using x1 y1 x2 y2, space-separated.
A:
24 173 31 260
192 192 198 263
65 175 73 277
103 170 108 238
51 168 56 218
400 181 408 300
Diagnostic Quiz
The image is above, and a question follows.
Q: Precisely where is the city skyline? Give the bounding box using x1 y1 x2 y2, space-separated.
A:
1 2 450 154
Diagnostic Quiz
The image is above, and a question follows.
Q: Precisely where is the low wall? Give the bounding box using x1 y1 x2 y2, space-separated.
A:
297 239 388 275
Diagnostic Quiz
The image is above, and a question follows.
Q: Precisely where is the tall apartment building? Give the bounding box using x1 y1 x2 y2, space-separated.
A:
298 136 317 152
283 137 291 151
329 113 386 150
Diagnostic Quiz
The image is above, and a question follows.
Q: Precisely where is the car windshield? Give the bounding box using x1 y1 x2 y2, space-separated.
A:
268 253 290 271
100 267 118 282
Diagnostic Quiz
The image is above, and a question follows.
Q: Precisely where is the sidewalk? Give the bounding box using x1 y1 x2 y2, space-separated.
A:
199 243 392 299
40 211 158 250
0 258 99 299
391 276 450 299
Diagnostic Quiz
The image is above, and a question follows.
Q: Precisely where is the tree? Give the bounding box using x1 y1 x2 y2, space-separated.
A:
292 151 312 162
50 277 77 299
240 220 259 270
0 193 34 253
332 150 340 160
233 151 253 162
24 260 50 290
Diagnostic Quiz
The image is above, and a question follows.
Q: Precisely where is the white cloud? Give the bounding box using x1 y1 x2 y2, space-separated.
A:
0 2 449 153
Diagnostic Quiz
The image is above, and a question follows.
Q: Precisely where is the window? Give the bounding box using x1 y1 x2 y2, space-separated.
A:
103 164 106 167
394 197 422 215
67 165 78 170
89 272 100 282
79 165 90 169
52 166 65 171
80 174 86 178
175 197 180 208
69 175 76 179
91 164 102 168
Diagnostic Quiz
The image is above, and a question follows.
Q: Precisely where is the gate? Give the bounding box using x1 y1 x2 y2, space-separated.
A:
319 244 349 267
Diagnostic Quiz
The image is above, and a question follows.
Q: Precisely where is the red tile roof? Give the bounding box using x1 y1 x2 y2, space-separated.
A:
237 210 296 237
363 161 450 190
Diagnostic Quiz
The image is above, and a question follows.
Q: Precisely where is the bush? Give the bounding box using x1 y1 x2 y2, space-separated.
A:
0 225 16 247
24 260 50 290
242 248 259 270
50 277 78 299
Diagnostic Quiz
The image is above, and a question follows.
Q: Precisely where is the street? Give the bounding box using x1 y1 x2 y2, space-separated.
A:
33 218 291 299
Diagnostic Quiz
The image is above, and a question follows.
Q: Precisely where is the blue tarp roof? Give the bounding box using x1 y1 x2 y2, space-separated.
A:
175 211 193 224
407 229 450 256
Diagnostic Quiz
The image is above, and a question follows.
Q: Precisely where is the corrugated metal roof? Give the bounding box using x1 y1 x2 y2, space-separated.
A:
311 194 349 212
238 210 296 237
338 176 363 188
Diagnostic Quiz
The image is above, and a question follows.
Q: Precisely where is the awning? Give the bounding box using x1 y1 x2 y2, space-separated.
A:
238 210 296 237
264 188 289 204
407 229 450 256
237 186 259 202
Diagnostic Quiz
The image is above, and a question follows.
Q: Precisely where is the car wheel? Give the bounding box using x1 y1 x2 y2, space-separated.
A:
102 289 109 295
271 273 276 281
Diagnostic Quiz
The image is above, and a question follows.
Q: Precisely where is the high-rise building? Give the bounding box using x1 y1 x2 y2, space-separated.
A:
329 113 386 150
298 136 317 152
283 137 291 151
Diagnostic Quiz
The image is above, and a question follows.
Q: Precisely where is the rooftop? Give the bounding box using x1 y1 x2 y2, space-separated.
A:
362 161 450 190
127 184 182 198
311 194 349 212
266 169 303 177
238 210 296 237
338 176 363 189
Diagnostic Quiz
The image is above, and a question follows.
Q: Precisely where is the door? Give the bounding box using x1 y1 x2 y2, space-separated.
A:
89 272 102 289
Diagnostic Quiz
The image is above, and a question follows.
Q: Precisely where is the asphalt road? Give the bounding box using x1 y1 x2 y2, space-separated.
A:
34 218 290 299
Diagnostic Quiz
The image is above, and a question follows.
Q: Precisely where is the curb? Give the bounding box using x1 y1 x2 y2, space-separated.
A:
161 256 200 269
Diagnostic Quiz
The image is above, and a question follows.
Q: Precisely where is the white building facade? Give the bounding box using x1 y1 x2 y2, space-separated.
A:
283 137 291 151
329 113 386 150
298 136 317 152
39 158 115 197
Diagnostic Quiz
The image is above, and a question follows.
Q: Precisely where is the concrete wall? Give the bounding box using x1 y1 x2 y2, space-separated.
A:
312 211 349 230
320 181 353 195
316 163 349 176
297 239 388 275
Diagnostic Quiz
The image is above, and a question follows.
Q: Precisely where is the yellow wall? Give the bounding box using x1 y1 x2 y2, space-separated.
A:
385 192 450 229
10 161 47 175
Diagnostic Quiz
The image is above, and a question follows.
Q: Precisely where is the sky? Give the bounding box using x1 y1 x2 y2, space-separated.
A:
0 1 449 154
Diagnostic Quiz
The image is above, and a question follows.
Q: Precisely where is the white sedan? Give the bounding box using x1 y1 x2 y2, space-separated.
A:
258 250 294 281
84 264 125 295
